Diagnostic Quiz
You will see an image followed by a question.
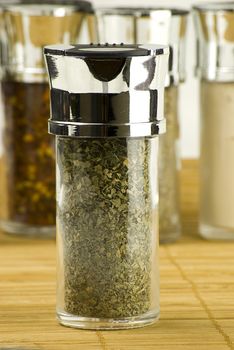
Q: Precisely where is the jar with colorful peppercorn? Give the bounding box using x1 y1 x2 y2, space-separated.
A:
0 1 93 236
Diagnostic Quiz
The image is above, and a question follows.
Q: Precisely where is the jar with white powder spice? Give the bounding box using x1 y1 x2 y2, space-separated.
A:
193 3 234 239
96 8 189 243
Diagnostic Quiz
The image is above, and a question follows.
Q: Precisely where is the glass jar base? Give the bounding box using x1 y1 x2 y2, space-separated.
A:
57 309 160 330
160 230 181 244
0 220 55 238
200 223 234 240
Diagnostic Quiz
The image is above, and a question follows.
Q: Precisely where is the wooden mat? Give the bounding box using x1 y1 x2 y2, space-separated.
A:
0 160 233 350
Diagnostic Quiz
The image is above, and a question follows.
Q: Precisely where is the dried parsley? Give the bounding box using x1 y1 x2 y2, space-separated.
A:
57 136 158 318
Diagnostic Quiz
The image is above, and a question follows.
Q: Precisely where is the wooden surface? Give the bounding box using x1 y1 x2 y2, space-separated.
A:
0 159 234 350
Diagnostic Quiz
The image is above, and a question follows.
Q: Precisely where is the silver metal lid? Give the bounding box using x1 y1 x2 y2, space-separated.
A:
44 44 169 138
1 2 92 82
193 2 234 81
95 7 188 86
193 2 234 12
3 1 92 15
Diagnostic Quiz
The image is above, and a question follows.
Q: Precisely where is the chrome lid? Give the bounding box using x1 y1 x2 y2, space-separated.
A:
44 43 169 138
95 7 188 86
193 2 234 81
1 1 92 82
3 1 92 15
193 2 234 12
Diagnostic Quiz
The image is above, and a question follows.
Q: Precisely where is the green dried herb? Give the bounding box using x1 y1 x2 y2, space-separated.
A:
57 137 158 319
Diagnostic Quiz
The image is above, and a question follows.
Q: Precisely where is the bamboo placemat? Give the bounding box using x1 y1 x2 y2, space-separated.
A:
0 160 233 350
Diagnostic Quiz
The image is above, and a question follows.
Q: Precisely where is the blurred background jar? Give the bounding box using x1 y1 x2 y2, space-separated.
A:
193 3 234 240
96 7 188 243
0 1 93 237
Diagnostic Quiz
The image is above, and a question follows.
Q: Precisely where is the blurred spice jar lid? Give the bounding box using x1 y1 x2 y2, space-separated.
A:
95 7 189 86
193 2 234 82
0 0 94 82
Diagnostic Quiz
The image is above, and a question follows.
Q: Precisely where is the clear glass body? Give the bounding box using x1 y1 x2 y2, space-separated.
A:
0 81 56 236
159 86 181 243
56 136 160 330
200 81 234 240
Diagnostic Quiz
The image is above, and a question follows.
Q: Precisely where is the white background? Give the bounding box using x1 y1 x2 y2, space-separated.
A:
92 0 231 158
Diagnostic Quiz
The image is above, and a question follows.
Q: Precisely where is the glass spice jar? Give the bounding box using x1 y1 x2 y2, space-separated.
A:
96 8 188 243
193 3 234 240
44 43 169 329
0 2 93 236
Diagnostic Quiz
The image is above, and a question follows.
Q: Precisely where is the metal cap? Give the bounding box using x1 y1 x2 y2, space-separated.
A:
44 43 169 138
95 7 188 86
1 1 93 82
193 2 234 82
